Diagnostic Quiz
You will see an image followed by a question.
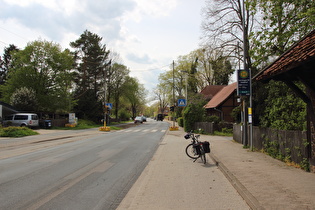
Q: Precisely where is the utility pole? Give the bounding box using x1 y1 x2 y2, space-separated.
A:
242 0 253 149
242 0 248 147
99 59 111 132
170 60 178 131
172 60 175 128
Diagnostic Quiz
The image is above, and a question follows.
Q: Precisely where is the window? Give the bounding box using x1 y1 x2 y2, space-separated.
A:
31 115 38 120
14 115 28 120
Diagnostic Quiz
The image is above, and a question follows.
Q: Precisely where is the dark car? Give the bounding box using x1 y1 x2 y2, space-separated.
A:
156 114 164 121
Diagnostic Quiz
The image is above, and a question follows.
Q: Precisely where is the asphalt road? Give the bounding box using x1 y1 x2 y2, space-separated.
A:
0 119 168 210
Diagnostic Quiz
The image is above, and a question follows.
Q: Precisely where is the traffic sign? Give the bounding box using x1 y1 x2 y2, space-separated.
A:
106 103 112 109
178 99 186 107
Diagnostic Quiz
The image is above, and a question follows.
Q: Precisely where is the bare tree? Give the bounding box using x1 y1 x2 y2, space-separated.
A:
201 0 256 70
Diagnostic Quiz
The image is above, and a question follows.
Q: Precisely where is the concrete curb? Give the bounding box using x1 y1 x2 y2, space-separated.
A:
209 152 265 210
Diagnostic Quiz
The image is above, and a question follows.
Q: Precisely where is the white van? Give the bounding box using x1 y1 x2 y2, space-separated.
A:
3 113 39 128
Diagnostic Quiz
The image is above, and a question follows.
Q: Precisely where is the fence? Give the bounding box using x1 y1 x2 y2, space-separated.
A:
194 122 234 134
51 119 67 127
233 124 308 165
194 122 214 134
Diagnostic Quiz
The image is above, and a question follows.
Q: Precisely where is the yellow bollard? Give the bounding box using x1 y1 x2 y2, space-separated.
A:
169 126 179 131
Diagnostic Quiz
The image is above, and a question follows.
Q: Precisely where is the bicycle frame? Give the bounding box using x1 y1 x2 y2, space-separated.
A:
185 131 206 164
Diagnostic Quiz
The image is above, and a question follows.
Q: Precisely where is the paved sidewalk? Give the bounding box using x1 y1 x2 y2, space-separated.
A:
117 127 250 210
205 135 315 209
118 127 315 210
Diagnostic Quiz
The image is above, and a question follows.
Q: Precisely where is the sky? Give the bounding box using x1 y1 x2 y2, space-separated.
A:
0 0 206 103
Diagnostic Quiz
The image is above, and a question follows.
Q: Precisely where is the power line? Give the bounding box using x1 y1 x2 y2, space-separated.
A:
0 26 29 42
130 64 171 72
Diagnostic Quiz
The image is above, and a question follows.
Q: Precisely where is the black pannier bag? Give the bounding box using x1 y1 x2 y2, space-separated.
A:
193 144 201 155
203 141 210 153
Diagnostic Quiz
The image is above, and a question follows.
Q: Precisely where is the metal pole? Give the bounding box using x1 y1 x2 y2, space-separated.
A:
242 0 248 147
104 65 107 127
242 0 253 150
172 60 175 127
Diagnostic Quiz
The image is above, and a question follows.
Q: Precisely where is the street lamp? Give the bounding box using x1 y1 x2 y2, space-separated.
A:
180 70 188 104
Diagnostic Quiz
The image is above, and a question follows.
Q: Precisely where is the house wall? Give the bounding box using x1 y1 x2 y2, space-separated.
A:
206 91 240 122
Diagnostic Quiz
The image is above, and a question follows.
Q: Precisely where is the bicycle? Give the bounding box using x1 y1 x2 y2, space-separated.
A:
184 131 210 164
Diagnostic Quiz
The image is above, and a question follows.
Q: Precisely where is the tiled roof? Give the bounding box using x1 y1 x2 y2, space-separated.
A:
254 30 315 81
204 82 237 109
200 85 226 99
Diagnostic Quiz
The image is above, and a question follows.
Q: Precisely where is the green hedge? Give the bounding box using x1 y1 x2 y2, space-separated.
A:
0 126 38 137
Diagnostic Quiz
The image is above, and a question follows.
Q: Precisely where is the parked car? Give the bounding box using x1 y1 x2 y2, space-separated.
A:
3 113 39 128
134 116 143 123
142 116 147 122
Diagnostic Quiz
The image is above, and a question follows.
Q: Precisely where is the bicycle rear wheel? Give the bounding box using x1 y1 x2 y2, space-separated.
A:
201 150 206 164
185 144 199 159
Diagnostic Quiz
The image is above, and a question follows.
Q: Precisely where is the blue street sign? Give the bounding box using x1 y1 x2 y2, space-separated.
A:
106 103 113 109
178 99 186 107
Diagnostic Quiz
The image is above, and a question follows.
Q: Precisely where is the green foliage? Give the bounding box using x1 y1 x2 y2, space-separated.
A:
0 40 74 113
194 128 205 134
300 158 310 172
258 81 306 130
55 119 100 130
77 119 97 127
0 44 19 85
263 139 280 159
221 127 232 133
74 89 103 123
249 0 315 68
177 117 184 127
231 106 242 124
123 77 146 118
70 30 111 122
0 126 38 137
183 102 205 132
109 63 131 119
213 130 233 137
203 115 220 124
10 87 38 111
118 109 131 121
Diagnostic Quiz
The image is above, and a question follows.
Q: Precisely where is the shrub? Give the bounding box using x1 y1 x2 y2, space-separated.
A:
183 103 205 132
177 117 184 127
204 115 220 124
0 126 38 137
119 109 131 121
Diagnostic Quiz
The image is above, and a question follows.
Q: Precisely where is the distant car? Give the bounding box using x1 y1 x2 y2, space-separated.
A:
134 116 143 123
142 116 147 122
3 113 39 128
156 114 164 121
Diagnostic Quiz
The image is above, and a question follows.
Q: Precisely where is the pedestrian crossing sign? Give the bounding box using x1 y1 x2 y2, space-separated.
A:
178 99 186 107
106 103 113 109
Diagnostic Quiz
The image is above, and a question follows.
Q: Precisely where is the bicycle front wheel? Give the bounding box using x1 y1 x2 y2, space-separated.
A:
185 144 199 159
